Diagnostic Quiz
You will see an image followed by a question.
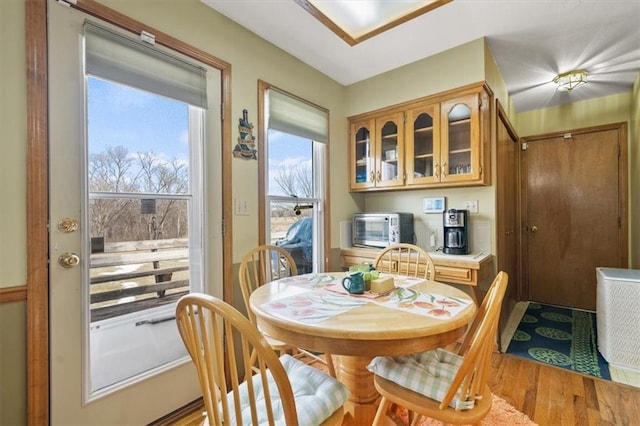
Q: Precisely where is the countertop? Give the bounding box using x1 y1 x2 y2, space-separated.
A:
341 246 493 267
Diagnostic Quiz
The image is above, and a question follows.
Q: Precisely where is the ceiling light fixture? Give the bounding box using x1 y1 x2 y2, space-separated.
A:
553 69 588 92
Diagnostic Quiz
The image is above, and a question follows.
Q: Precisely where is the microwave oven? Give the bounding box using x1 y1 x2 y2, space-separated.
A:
352 213 414 248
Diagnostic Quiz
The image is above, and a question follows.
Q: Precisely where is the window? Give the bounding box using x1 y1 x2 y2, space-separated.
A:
84 22 207 394
260 84 329 273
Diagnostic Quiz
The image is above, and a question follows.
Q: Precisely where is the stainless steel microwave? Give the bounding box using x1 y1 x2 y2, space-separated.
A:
352 213 414 248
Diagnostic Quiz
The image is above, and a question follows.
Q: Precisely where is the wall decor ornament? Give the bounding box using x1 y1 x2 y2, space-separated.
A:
233 109 257 160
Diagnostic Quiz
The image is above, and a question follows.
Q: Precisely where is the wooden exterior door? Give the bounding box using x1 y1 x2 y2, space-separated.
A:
522 124 627 311
495 101 519 343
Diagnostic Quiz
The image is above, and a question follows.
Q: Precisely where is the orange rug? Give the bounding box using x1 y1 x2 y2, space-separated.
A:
392 394 537 425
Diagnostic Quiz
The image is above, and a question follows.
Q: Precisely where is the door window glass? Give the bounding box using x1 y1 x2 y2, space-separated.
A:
85 23 205 395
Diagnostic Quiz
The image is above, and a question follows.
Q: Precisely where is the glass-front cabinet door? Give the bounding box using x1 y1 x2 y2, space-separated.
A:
375 112 404 188
350 119 375 190
406 103 440 186
440 93 481 183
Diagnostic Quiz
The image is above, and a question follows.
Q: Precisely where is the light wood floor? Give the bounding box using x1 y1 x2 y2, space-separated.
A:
159 353 640 426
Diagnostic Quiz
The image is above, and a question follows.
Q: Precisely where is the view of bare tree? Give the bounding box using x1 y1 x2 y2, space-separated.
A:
273 163 312 198
88 146 189 243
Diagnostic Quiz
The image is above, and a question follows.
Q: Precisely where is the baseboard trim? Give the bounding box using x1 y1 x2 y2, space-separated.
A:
500 301 529 353
148 397 204 426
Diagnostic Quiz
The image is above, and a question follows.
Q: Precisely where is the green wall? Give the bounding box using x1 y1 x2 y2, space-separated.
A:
2 0 638 423
1 0 27 286
1 0 28 424
345 38 501 259
100 0 350 263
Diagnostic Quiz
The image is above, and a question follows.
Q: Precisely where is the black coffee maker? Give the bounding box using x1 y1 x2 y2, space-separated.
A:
443 209 469 255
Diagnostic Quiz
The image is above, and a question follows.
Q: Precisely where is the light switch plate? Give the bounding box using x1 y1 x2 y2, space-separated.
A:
234 198 249 216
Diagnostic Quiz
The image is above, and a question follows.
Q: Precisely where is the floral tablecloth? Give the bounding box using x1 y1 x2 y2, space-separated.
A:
259 273 472 324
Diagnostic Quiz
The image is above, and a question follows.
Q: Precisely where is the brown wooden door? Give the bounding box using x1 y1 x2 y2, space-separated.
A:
522 124 627 311
495 101 519 343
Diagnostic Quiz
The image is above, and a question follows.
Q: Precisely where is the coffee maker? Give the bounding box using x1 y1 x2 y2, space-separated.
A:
443 209 469 255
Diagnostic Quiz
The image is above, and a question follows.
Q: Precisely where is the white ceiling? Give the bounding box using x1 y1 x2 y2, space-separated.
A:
202 0 640 113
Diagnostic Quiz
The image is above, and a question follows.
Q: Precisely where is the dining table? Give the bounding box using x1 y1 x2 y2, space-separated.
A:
249 272 477 426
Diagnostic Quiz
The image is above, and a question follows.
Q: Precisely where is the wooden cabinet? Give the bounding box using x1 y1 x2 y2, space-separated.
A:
350 119 374 190
405 102 439 186
349 83 491 191
350 113 405 189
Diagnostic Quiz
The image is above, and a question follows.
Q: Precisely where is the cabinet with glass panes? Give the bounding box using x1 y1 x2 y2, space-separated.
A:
350 119 375 190
349 82 491 192
349 113 404 190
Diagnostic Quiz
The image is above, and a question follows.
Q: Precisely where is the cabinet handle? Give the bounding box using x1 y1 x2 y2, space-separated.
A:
376 171 381 182
434 163 439 178
370 171 375 183
442 162 447 178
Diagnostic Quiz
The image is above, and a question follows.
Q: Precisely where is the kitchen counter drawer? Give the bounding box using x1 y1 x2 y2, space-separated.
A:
435 265 472 283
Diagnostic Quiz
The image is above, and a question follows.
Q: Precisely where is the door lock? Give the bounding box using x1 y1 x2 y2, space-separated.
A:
58 253 80 268
57 218 79 233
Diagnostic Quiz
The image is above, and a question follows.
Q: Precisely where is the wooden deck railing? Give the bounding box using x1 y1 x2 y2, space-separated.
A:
90 238 190 322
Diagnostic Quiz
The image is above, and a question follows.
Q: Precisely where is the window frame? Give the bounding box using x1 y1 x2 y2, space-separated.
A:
257 80 331 272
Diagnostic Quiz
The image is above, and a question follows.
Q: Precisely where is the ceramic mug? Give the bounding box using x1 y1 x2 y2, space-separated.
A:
342 272 365 295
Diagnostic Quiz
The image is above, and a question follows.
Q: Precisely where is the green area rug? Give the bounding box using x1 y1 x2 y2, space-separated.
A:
506 302 610 380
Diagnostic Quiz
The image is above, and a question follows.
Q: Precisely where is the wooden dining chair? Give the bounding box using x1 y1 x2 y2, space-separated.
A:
175 293 348 426
373 243 436 280
369 271 509 426
239 244 336 377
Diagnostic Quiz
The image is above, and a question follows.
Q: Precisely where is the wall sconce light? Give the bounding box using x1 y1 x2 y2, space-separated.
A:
553 69 588 92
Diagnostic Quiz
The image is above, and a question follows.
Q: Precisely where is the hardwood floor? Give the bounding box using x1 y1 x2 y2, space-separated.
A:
159 353 640 425
490 354 640 425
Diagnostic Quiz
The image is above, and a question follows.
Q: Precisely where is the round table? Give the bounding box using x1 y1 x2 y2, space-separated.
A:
249 273 477 425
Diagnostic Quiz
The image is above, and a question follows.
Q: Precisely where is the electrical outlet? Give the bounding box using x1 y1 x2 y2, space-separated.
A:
464 200 479 214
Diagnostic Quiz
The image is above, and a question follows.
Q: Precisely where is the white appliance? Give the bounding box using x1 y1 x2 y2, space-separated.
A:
596 267 640 372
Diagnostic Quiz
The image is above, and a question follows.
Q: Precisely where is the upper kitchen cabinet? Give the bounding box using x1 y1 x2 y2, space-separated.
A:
374 112 405 188
349 82 492 192
439 93 484 185
349 112 405 190
405 102 440 186
350 119 375 190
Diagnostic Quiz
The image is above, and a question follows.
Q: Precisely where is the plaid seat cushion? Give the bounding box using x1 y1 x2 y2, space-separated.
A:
367 348 475 410
222 354 349 425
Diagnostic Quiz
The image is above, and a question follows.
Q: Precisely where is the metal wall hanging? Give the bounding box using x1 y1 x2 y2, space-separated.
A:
233 109 257 160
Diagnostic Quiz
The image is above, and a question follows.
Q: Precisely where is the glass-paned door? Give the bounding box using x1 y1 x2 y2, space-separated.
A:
407 103 440 185
351 120 374 189
375 112 404 188
441 94 480 182
49 3 221 423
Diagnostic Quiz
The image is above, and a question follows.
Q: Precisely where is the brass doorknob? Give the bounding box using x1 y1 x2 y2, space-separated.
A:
58 253 80 268
530 225 538 233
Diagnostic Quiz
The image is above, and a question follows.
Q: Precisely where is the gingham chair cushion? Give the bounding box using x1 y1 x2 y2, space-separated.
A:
367 348 475 410
223 354 349 425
